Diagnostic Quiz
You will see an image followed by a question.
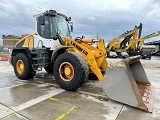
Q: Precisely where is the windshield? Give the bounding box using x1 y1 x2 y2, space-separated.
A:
50 15 70 38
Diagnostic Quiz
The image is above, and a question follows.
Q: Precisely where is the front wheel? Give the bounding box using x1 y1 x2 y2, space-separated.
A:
13 53 36 80
53 52 89 91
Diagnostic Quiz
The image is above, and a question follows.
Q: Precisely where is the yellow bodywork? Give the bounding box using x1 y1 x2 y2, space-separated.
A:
14 30 160 83
15 33 35 48
15 33 109 81
63 37 109 81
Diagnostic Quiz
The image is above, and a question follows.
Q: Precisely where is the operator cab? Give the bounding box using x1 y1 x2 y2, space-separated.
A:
33 10 73 50
35 10 72 39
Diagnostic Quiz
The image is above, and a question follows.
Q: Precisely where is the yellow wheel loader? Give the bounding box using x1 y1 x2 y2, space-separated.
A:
10 10 154 112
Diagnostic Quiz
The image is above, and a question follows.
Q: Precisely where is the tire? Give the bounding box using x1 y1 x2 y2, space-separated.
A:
53 52 89 91
13 53 36 80
44 65 53 74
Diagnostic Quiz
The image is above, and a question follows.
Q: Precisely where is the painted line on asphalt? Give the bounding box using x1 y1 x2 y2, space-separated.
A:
49 97 59 102
0 104 15 120
11 88 64 111
0 112 15 120
49 97 68 104
55 106 77 120
0 103 30 120
0 112 29 120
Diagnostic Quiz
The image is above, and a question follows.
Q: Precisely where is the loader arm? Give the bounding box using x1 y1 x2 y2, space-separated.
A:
63 37 109 81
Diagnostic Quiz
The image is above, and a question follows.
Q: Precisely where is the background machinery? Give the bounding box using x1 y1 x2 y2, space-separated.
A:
106 23 142 57
118 29 160 59
10 10 154 112
135 31 160 59
107 23 160 59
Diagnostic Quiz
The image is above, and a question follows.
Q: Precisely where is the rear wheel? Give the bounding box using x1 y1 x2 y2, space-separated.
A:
13 53 36 80
53 52 89 91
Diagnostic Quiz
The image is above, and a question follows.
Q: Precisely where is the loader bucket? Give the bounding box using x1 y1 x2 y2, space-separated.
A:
102 56 154 112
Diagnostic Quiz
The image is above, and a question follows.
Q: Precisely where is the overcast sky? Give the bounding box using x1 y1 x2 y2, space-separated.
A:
0 0 160 45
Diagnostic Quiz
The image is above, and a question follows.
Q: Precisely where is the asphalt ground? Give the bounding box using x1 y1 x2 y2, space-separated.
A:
0 56 160 120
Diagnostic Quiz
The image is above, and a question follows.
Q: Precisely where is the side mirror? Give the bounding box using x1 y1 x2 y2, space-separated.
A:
39 16 45 25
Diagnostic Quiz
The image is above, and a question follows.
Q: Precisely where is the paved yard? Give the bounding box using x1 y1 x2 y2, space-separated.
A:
0 56 160 120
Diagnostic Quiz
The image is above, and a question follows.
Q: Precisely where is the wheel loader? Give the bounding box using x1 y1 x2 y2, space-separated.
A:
10 10 154 112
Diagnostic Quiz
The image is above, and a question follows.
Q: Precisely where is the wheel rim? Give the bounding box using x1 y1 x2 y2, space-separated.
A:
59 62 74 81
16 60 24 74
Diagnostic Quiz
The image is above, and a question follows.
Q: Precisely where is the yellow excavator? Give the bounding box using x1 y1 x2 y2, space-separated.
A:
106 23 142 53
107 23 160 57
10 10 153 112
118 24 142 55
106 23 143 58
